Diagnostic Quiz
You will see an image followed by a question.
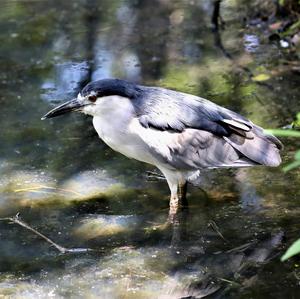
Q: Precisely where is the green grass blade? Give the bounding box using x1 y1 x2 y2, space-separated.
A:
281 238 300 261
264 129 300 137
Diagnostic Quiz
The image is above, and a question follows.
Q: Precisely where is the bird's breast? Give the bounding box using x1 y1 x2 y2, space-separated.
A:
92 115 156 165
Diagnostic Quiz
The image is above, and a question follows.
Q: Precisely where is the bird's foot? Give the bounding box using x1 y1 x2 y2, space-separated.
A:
168 195 180 224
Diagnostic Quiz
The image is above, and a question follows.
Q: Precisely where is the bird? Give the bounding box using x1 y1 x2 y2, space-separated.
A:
42 78 282 221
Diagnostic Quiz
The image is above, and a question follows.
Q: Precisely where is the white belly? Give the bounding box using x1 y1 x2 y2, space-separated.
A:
93 115 156 165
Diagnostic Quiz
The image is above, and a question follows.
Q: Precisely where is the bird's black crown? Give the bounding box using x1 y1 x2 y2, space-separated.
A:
81 79 142 99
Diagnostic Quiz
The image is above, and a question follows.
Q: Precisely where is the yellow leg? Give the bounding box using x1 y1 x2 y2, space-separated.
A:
168 182 188 223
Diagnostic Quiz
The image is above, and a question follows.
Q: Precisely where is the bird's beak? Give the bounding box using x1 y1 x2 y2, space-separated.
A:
41 98 85 120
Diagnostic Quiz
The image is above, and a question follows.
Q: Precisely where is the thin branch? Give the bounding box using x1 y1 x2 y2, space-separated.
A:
146 171 166 181
14 184 83 197
208 220 227 242
226 242 252 253
217 277 240 286
0 213 93 254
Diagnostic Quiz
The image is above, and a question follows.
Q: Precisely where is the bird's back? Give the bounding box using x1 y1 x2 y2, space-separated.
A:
131 84 282 169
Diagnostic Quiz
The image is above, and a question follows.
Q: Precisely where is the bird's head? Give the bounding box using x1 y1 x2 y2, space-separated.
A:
42 79 140 120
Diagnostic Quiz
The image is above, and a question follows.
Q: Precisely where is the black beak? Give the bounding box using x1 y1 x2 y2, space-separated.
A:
41 98 84 120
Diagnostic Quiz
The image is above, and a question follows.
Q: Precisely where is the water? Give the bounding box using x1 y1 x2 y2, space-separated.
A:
0 0 300 298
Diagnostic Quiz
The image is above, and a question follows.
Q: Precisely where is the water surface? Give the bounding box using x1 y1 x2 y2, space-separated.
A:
0 1 299 298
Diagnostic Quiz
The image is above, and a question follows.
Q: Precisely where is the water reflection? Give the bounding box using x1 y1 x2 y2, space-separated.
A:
42 61 90 102
0 0 300 298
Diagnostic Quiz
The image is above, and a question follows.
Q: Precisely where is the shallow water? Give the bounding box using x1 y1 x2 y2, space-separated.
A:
0 0 300 298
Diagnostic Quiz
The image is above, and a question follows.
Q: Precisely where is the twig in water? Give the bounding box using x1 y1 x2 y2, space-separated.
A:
146 171 166 181
14 184 83 197
218 277 240 287
226 242 252 253
0 213 93 254
208 220 227 242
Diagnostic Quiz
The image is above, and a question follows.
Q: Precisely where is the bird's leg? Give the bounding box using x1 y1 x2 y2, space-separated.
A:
178 181 188 208
170 205 188 247
169 194 179 222
168 181 188 247
168 181 188 223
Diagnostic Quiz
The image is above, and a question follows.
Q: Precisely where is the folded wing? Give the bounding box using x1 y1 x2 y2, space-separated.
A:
134 87 282 168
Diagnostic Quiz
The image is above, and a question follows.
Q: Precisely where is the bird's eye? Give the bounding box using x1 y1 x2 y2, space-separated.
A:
88 95 97 102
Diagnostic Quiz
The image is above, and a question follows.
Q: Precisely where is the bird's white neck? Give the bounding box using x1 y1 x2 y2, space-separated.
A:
90 95 157 165
91 96 136 151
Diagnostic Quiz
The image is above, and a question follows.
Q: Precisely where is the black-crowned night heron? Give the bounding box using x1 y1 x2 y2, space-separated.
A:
42 79 282 220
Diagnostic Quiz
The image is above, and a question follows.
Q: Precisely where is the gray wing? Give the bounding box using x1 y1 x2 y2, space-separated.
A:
134 87 282 167
146 129 258 169
135 87 254 135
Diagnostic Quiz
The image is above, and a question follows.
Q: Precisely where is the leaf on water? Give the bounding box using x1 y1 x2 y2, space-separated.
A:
252 74 271 82
281 238 300 261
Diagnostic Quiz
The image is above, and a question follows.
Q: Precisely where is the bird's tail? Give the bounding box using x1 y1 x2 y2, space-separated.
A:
224 126 283 167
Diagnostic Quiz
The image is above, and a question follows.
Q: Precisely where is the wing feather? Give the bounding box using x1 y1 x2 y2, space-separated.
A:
140 128 257 170
134 87 254 136
133 86 282 167
221 119 252 131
